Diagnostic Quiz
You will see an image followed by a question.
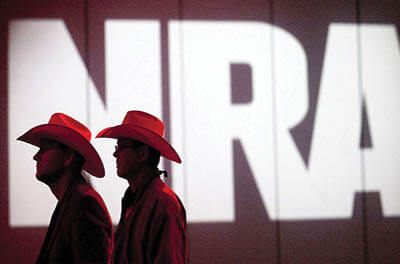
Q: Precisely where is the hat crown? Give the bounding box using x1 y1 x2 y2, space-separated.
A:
122 111 164 137
49 113 91 141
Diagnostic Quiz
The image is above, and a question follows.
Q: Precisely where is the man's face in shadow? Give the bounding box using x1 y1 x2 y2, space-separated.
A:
33 139 67 185
113 138 142 180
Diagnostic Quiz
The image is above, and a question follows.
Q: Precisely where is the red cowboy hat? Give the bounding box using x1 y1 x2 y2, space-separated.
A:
96 110 181 163
17 113 105 177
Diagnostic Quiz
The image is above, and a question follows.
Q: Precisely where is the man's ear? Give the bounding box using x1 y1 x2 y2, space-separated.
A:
140 145 150 162
63 149 75 167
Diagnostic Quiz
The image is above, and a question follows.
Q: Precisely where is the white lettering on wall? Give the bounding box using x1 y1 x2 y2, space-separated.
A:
8 20 400 226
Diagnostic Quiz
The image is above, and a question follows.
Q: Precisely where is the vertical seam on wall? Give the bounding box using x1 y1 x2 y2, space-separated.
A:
270 0 281 264
3 14 10 228
161 17 172 186
356 0 369 263
84 0 91 184
84 0 91 129
178 0 188 208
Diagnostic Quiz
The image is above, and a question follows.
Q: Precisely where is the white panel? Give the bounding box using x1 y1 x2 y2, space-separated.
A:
90 20 163 224
168 22 186 205
8 20 87 226
170 21 275 222
361 25 400 216
277 24 363 219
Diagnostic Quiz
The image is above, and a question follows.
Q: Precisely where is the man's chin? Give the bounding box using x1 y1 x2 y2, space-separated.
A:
117 169 135 181
117 172 129 180
36 172 62 185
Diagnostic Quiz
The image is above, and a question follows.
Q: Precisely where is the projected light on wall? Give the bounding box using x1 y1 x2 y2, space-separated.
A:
8 19 400 227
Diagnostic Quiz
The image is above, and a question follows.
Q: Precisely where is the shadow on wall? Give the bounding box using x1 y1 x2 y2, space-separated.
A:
189 140 400 264
0 140 398 263
1 0 400 263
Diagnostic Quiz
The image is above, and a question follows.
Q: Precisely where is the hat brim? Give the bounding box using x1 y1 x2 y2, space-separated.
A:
17 124 105 177
96 125 182 163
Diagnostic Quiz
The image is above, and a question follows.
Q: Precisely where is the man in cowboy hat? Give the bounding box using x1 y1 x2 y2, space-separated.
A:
17 113 112 264
96 110 187 263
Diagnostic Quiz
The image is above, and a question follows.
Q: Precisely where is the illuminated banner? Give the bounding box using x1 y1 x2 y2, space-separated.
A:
2 1 400 263
8 20 400 226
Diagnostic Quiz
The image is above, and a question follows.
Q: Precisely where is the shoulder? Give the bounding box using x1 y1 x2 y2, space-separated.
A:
71 182 110 217
73 182 102 202
148 178 186 215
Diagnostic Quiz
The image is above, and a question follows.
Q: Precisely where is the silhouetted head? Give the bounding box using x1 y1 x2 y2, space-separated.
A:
96 110 181 180
33 138 85 184
17 113 105 180
112 138 160 179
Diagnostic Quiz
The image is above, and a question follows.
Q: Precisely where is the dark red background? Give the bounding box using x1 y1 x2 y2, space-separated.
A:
1 0 400 263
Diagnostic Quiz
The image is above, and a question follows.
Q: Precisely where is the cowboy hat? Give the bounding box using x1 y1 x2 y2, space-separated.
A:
17 113 105 177
96 110 181 163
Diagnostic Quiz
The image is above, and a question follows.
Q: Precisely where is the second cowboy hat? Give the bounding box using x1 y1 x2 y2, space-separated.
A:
96 110 181 163
17 113 105 177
